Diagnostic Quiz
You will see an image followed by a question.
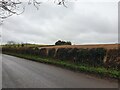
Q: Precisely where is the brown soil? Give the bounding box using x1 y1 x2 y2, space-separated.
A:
41 44 119 50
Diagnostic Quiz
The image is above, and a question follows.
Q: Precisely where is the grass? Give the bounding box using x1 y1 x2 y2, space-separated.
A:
3 52 120 79
2 44 54 48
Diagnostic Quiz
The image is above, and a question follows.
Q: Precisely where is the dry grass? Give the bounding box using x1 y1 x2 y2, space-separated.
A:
41 44 119 50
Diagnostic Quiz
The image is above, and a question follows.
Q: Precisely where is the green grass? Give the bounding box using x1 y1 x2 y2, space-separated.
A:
3 52 120 79
2 44 54 48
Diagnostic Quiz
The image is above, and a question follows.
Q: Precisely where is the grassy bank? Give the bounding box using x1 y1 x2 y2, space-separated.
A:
3 52 120 79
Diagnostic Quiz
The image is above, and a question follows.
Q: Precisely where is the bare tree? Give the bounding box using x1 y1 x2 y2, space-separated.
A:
0 0 24 19
0 0 66 20
7 41 16 45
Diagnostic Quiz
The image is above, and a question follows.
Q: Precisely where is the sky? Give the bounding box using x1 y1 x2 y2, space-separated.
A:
1 0 118 45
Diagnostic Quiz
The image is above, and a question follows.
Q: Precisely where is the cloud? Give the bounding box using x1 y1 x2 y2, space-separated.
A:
2 2 118 45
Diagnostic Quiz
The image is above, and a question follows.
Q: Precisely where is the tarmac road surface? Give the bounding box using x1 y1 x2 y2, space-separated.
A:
2 54 118 88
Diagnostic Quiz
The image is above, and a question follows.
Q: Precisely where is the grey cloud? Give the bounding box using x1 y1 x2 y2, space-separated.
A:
2 2 118 45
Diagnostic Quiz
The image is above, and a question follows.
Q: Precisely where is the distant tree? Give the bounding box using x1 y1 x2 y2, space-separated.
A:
55 40 62 45
55 40 72 45
17 44 20 47
6 41 17 47
7 41 16 45
21 44 24 47
66 41 71 45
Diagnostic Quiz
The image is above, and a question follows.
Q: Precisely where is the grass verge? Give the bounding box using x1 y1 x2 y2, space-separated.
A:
3 52 120 80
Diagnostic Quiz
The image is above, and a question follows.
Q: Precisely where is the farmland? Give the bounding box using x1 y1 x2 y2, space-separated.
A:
2 43 120 79
41 44 119 50
2 43 119 49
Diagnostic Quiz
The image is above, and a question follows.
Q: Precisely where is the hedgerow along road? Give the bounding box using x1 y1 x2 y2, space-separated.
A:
2 54 118 88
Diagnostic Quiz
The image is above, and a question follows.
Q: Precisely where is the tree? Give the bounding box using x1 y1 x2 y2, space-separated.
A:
21 44 24 47
55 40 62 45
0 0 66 20
66 41 71 45
7 41 16 45
55 40 72 45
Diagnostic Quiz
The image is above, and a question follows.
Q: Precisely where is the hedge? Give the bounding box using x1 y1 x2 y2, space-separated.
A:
2 47 119 70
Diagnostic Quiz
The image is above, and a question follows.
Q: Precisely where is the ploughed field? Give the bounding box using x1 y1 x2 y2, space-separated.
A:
41 44 119 50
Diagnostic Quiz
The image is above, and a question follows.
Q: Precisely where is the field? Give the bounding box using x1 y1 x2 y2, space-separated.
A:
2 43 119 50
41 44 119 50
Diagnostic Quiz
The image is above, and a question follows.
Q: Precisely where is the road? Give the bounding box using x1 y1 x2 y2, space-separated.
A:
2 54 118 88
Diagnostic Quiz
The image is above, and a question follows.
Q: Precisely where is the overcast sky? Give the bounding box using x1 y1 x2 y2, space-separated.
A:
1 0 118 45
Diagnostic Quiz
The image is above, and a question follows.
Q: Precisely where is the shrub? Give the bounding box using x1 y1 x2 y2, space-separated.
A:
105 49 120 70
75 48 106 67
48 48 56 58
67 48 78 62
3 46 119 70
39 48 48 57
55 48 71 60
